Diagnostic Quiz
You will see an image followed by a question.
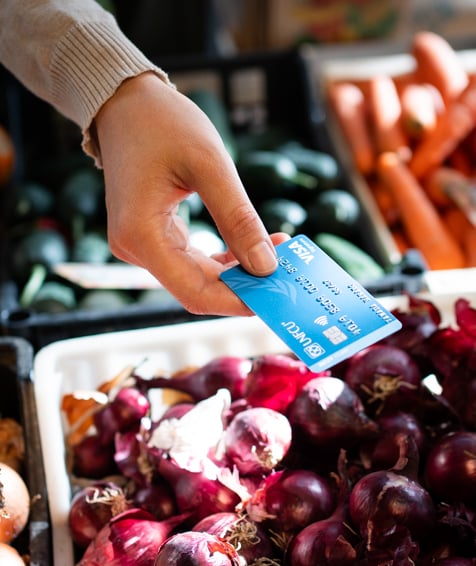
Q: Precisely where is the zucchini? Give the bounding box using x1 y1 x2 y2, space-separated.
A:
277 141 341 190
186 89 237 161
72 232 112 263
14 182 55 220
237 150 317 197
259 198 307 236
30 281 77 313
314 232 385 282
307 189 361 238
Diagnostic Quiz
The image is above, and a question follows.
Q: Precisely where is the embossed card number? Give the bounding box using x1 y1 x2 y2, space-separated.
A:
220 235 402 371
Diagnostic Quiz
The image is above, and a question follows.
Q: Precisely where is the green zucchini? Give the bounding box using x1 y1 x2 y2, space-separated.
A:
314 232 385 282
306 189 361 238
186 89 237 161
277 141 341 190
237 150 317 196
259 198 307 236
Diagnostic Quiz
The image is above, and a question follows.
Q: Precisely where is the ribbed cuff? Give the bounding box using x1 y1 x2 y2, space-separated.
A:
49 19 173 165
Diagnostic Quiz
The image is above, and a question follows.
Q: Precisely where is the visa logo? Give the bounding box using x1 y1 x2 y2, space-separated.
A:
289 240 314 264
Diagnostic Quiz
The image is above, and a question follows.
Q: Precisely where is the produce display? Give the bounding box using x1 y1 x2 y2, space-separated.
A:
326 30 476 271
60 294 476 565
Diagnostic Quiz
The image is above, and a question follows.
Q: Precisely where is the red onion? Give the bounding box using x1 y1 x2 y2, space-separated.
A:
154 531 241 565
192 512 277 563
157 402 195 423
68 481 128 548
247 468 335 532
132 479 178 521
244 353 328 413
134 356 252 401
284 450 358 565
349 435 436 545
72 434 117 479
361 411 427 471
287 376 378 449
153 452 242 523
224 407 292 476
92 386 150 445
78 508 187 565
344 344 422 416
424 431 476 506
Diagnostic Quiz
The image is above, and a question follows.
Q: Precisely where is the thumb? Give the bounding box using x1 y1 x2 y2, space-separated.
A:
198 167 278 276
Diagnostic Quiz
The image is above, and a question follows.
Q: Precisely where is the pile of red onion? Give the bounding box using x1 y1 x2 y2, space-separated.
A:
64 295 476 565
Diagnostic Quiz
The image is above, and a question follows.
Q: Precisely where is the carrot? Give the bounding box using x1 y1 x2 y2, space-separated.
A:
423 166 467 209
327 81 375 175
411 31 468 104
367 75 410 157
377 151 466 270
368 178 400 227
447 146 472 177
408 100 475 179
400 83 438 140
442 207 472 246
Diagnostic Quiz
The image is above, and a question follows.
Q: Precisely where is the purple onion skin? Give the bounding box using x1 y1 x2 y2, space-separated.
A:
68 481 127 548
154 531 241 566
287 376 378 450
349 468 436 542
72 434 117 479
224 406 292 476
110 387 150 427
78 508 186 566
424 431 476 506
285 517 358 566
249 468 335 532
136 356 252 402
364 411 427 470
244 353 327 413
192 512 276 563
344 344 422 416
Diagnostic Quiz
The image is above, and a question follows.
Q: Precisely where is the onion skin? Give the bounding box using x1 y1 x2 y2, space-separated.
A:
344 344 422 415
287 376 378 449
424 431 476 506
154 453 242 523
349 469 436 542
68 481 128 548
192 511 276 563
154 531 241 565
244 353 327 413
285 516 358 566
78 508 187 566
224 407 292 476
0 462 30 544
72 434 117 479
247 468 335 532
0 542 25 566
135 356 252 402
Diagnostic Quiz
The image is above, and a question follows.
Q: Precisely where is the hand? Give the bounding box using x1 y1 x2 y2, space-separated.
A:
94 72 289 316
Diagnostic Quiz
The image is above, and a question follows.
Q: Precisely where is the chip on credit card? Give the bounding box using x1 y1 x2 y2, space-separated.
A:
220 234 402 371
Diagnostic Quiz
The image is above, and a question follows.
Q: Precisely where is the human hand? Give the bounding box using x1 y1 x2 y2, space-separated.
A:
94 72 289 316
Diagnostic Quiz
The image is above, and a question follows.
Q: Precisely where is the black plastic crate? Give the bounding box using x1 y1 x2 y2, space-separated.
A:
0 337 52 564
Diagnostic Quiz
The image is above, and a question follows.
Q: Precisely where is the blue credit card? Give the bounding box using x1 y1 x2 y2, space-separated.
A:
220 234 402 371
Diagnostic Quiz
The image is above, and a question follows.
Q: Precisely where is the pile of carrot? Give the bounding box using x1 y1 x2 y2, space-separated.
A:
327 30 476 270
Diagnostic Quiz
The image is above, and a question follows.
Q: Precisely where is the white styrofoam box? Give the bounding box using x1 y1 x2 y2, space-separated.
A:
33 293 474 565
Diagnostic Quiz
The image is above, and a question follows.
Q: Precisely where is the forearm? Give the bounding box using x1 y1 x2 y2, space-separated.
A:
0 0 172 162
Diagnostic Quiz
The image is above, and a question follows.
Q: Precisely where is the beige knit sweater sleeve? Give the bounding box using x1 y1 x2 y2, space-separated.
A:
0 0 173 163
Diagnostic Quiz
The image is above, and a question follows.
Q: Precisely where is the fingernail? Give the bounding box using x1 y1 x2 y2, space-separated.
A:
248 241 277 275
